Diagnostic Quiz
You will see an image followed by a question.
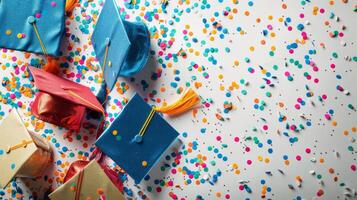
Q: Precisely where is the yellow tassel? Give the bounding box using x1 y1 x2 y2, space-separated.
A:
43 57 60 75
65 0 78 13
154 88 201 116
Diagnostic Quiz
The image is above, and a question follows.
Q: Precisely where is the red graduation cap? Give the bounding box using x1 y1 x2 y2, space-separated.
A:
29 67 104 131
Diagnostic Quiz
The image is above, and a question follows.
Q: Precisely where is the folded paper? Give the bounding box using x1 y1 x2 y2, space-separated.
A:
92 0 150 91
0 110 52 189
29 67 104 131
49 160 125 200
95 94 179 184
0 0 66 57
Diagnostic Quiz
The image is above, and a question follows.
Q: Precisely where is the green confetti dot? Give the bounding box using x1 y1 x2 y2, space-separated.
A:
116 135 122 141
332 52 338 58
348 146 354 151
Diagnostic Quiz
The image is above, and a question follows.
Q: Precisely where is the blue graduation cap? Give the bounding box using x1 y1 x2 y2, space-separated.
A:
0 0 66 57
92 0 150 91
95 94 179 184
96 89 201 183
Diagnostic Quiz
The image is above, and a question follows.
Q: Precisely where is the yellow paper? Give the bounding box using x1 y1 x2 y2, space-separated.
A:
49 160 125 200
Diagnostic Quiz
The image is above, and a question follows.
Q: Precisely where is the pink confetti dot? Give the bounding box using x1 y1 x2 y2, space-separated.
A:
245 147 250 152
51 1 57 7
247 160 252 165
325 114 331 120
262 125 268 131
35 13 42 18
305 148 311 154
351 165 356 171
296 155 301 161
17 102 22 107
239 185 245 190
234 137 240 142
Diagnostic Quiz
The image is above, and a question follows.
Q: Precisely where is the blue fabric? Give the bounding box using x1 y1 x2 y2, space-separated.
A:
0 0 66 57
92 0 150 91
95 94 178 184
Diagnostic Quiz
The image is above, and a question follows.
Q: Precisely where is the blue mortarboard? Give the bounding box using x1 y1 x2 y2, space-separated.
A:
92 0 150 91
0 0 66 57
95 94 179 184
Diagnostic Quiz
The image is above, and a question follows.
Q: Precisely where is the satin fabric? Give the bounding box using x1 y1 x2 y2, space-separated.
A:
92 0 150 91
31 92 86 131
63 159 123 192
29 67 104 131
0 0 66 56
95 93 179 184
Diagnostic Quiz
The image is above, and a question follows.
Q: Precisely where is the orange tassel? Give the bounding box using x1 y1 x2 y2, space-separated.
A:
154 88 201 116
65 0 78 13
43 57 61 75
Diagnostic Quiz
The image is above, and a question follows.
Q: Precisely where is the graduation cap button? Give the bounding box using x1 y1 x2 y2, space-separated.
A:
105 37 111 46
134 134 143 143
27 16 35 24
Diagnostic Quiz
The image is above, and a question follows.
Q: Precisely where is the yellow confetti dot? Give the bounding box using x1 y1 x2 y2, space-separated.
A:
17 33 23 39
232 163 238 169
142 160 148 167
5 29 12 35
112 130 118 136
219 85 225 91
